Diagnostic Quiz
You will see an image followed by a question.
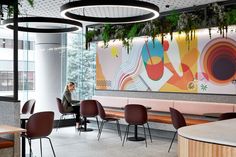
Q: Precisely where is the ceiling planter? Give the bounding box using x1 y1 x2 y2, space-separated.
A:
60 0 159 24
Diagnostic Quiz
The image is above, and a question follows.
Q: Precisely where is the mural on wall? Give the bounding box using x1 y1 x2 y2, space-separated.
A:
96 27 236 95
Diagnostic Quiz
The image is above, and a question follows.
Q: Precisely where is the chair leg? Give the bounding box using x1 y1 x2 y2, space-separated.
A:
46 137 56 157
146 122 152 142
96 117 100 130
118 121 122 140
168 131 177 153
98 120 105 141
56 115 63 131
79 125 82 135
122 125 129 146
40 138 43 157
28 139 32 157
143 125 147 147
97 120 102 138
126 125 130 141
116 120 122 141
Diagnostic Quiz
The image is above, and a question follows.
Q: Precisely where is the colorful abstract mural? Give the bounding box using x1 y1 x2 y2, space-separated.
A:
96 27 236 95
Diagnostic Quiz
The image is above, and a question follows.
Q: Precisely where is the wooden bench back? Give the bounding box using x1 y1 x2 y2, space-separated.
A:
0 137 14 149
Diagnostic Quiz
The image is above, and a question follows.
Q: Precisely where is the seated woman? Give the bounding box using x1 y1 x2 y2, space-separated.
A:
62 82 82 129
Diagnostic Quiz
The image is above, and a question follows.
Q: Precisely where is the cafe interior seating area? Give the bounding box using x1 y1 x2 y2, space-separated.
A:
0 0 236 157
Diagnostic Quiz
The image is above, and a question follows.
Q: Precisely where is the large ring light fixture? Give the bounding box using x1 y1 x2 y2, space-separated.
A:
61 0 159 24
3 17 82 33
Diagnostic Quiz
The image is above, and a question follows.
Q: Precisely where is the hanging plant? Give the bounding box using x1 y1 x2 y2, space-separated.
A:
177 12 200 48
140 20 161 46
86 30 96 43
139 21 153 39
227 8 236 25
165 11 179 40
25 0 34 7
6 0 34 17
127 24 141 42
207 3 229 38
113 25 126 44
85 29 100 50
86 2 235 51
101 24 112 48
125 24 141 52
112 24 140 53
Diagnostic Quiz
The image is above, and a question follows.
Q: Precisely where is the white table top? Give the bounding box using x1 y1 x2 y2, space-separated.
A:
178 118 236 146
0 125 26 134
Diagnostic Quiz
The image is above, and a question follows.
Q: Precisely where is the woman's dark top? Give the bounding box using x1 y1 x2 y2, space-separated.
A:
62 89 81 122
62 90 80 112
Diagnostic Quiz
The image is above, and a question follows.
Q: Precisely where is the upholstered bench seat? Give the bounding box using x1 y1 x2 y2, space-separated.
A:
93 96 235 127
105 110 211 125
0 137 14 149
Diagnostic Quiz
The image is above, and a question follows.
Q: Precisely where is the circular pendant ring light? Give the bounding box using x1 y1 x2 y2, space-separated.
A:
3 17 82 33
61 0 159 24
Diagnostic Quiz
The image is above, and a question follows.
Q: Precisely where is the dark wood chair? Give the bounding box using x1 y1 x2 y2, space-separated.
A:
80 100 99 133
56 97 75 131
22 111 56 157
122 104 152 147
219 112 236 120
96 100 122 141
21 99 36 114
169 107 187 152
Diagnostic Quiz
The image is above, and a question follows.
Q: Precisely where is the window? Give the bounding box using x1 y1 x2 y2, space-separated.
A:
0 27 35 99
65 32 96 100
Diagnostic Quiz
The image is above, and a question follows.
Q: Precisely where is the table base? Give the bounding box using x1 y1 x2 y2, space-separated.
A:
79 128 93 132
127 137 146 141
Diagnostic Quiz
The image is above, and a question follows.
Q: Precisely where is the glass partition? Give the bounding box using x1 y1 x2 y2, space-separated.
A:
18 31 35 101
65 32 96 100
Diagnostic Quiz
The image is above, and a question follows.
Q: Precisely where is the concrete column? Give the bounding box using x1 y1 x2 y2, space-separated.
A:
35 33 62 119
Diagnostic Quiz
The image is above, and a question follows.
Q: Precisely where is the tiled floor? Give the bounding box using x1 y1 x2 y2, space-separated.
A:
26 125 178 157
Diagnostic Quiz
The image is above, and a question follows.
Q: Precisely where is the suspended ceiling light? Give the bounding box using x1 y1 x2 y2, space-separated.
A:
2 17 82 33
60 0 159 24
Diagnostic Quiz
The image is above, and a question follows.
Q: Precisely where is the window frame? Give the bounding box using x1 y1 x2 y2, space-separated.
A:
0 0 18 101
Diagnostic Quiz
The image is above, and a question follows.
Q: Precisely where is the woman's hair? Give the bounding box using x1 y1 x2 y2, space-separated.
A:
68 82 75 86
65 82 75 91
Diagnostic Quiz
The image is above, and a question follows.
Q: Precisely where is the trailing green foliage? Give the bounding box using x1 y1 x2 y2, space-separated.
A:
6 0 34 17
85 30 97 43
165 11 180 40
26 0 34 7
85 2 236 50
101 24 112 48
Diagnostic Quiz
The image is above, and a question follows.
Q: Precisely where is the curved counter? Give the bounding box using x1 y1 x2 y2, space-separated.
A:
178 119 236 157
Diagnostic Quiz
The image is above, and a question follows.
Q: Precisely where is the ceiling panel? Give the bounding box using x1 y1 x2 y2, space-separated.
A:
19 0 226 25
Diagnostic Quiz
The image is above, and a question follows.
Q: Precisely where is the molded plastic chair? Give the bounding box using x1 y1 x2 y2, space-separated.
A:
219 112 236 120
80 100 99 133
21 99 36 114
96 100 122 140
169 107 187 152
23 111 56 157
56 97 75 130
122 104 152 147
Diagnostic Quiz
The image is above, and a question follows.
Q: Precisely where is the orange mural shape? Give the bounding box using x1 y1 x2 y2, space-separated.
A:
165 63 194 90
162 33 199 92
96 54 107 90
